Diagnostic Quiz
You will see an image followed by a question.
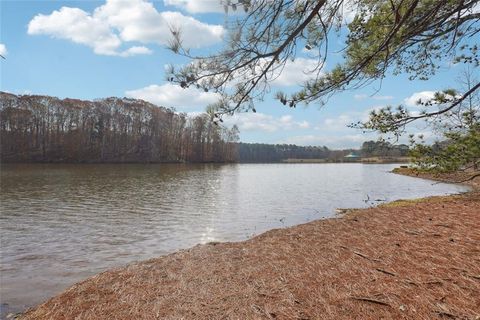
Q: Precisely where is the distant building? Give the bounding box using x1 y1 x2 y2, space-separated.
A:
344 153 361 162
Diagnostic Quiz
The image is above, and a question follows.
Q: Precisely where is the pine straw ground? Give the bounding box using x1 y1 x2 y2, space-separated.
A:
21 174 480 320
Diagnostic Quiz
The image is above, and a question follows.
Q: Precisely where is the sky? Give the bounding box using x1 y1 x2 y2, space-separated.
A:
0 0 472 149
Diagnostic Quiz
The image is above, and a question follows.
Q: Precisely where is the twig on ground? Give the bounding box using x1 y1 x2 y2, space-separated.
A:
404 229 421 235
350 296 391 307
434 310 457 319
376 268 396 276
353 251 371 260
434 224 453 229
404 279 418 286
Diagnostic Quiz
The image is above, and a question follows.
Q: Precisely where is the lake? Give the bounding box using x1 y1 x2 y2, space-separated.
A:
0 163 470 316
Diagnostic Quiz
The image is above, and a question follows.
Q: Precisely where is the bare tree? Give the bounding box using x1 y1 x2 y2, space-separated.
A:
0 92 239 163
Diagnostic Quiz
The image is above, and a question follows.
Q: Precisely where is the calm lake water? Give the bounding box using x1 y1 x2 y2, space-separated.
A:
0 163 469 315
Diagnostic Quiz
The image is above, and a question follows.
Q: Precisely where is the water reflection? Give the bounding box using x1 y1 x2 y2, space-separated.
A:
0 163 469 315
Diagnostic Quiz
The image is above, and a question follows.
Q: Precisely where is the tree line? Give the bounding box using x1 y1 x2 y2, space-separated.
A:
360 141 409 158
236 141 409 163
0 92 239 163
237 143 331 162
1 92 414 164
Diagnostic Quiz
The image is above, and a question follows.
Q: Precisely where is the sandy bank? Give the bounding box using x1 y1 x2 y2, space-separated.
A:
19 173 480 319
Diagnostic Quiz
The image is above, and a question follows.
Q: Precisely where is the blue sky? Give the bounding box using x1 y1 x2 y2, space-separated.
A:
0 0 471 148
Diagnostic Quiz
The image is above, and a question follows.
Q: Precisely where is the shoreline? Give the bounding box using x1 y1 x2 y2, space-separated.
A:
392 167 480 189
17 169 480 319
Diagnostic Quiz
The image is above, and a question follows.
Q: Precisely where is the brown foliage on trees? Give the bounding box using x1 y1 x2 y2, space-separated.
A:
0 92 239 163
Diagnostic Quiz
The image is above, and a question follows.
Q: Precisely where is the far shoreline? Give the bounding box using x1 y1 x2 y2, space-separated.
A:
1 156 410 165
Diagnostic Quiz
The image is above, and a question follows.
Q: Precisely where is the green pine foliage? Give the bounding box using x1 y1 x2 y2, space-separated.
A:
409 123 480 172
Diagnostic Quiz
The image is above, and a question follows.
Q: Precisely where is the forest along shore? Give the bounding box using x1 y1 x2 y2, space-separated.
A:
19 171 480 320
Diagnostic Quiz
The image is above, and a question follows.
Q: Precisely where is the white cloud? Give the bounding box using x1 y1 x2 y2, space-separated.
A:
299 108 387 148
28 7 126 56
316 107 377 132
298 120 310 129
375 95 394 100
27 0 224 56
320 114 355 131
302 104 440 148
184 111 205 118
222 57 322 88
164 0 250 13
223 112 310 133
95 0 224 47
341 0 358 24
0 43 7 57
118 46 153 57
354 93 394 101
353 94 368 100
404 91 436 107
180 57 322 90
164 0 224 13
125 83 220 109
471 2 480 13
271 58 323 87
281 134 368 149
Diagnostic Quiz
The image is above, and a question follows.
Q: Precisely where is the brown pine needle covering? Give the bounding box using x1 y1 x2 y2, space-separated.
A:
21 178 480 319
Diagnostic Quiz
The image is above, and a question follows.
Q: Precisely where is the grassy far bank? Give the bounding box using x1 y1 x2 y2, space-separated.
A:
18 170 480 320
